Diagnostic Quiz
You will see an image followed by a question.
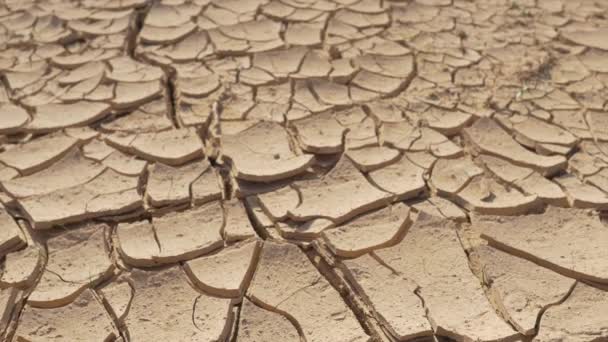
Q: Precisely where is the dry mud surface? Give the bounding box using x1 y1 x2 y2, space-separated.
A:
1 0 608 341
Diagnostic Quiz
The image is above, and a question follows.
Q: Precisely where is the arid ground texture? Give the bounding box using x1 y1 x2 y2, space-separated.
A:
0 0 607 341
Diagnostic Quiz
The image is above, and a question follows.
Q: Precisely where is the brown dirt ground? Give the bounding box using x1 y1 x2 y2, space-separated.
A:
0 0 608 341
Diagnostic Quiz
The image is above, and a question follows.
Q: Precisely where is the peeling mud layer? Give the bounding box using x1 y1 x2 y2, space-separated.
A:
1 0 608 341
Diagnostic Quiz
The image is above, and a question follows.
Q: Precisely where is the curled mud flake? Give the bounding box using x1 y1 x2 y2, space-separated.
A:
213 91 255 121
342 254 433 341
102 150 147 176
117 202 224 267
1 148 105 199
17 169 142 229
411 107 474 137
140 22 198 44
374 213 519 341
145 3 196 28
101 99 173 133
114 220 159 267
191 167 224 205
0 103 29 134
532 90 580 112
562 28 608 51
51 49 116 68
248 241 370 342
294 50 332 79
27 101 111 133
456 175 540 215
60 73 104 102
384 123 462 158
219 19 281 42
585 168 608 194
311 79 352 106
289 156 393 224
356 54 415 79
111 80 163 110
509 116 578 150
121 266 235 341
350 84 381 102
252 47 307 79
469 244 576 336
464 118 566 176
365 101 405 123
245 196 276 233
222 121 315 182
0 245 42 288
206 29 249 54
586 110 608 142
185 239 261 297
478 155 567 206
330 58 357 82
535 282 608 341
417 60 453 85
568 151 606 177
109 128 204 166
146 161 211 208
222 200 256 241
287 80 332 115
343 115 378 149
368 155 427 200
240 67 275 86
411 196 467 222
69 15 132 36
0 206 26 259
551 109 591 140
550 56 591 84
352 70 408 95
28 224 114 308
0 132 80 175
57 61 105 85
480 206 608 284
257 185 300 222
578 49 608 73
275 217 334 240
179 74 221 97
554 174 608 209
237 297 300 342
345 145 400 172
477 154 534 183
0 166 19 182
291 112 346 154
430 156 484 197
98 280 133 323
62 124 101 142
15 289 119 342
83 138 114 161
322 203 411 258
382 120 422 150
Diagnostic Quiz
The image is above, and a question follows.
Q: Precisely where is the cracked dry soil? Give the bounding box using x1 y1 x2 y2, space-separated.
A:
0 0 608 341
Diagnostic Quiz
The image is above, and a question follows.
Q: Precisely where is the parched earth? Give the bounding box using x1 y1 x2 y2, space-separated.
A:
1 0 608 341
